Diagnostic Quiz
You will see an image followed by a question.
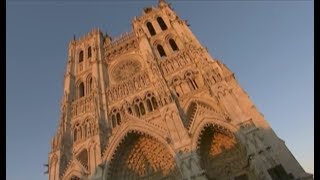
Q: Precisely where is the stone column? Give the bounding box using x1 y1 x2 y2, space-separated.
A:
175 151 207 180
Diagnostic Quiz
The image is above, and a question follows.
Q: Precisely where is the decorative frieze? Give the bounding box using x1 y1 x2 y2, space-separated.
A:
71 94 94 118
107 71 151 103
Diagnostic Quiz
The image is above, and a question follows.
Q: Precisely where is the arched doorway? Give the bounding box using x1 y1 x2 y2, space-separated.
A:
197 124 254 180
108 131 181 179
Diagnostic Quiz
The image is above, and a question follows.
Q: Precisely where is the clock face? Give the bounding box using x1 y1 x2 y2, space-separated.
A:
112 60 141 82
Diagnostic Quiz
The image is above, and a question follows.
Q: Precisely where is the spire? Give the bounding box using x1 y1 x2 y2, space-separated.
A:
158 0 169 8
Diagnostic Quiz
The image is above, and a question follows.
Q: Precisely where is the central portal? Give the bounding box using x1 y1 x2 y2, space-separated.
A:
108 132 181 180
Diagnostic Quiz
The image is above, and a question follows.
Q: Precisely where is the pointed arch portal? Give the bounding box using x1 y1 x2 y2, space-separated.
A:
197 124 255 179
108 131 181 180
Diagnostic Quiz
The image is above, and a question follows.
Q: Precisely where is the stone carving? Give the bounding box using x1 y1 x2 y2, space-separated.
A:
107 71 150 103
159 50 192 75
49 1 311 180
111 59 142 82
108 132 181 179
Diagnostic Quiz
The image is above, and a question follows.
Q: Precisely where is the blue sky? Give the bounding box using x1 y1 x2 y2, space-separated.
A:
7 0 313 179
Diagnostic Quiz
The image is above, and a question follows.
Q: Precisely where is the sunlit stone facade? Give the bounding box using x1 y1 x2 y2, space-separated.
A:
48 1 312 179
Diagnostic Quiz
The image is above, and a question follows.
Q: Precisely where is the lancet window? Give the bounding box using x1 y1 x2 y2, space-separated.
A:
157 17 168 31
87 46 92 58
111 108 121 128
71 176 81 180
169 38 179 51
133 98 146 117
79 50 84 63
78 82 85 98
73 123 82 142
86 77 93 94
146 22 156 36
157 45 166 58
185 71 198 90
145 92 158 112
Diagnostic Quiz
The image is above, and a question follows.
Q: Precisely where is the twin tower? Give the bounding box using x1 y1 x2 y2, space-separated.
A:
48 1 312 180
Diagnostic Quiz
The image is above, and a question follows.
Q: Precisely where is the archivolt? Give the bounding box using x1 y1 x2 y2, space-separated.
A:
195 122 251 179
182 97 222 114
191 118 239 151
63 170 83 180
102 120 173 162
106 131 181 180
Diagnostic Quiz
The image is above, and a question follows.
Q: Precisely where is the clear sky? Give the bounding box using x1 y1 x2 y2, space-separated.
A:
6 0 313 179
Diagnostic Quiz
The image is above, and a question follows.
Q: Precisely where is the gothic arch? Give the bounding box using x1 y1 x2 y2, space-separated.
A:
164 33 176 43
86 74 93 94
78 50 84 63
144 91 158 112
157 44 167 58
76 148 89 170
156 16 168 30
191 118 239 151
63 170 83 180
164 34 180 52
102 122 174 162
78 82 85 98
193 121 253 179
87 46 92 58
105 129 181 179
182 97 222 114
152 39 162 48
110 107 122 128
146 21 156 36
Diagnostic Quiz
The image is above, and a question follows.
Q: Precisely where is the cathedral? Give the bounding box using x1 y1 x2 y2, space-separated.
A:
48 1 313 180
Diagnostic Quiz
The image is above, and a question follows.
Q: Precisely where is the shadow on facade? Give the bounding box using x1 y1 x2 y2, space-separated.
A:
89 124 313 180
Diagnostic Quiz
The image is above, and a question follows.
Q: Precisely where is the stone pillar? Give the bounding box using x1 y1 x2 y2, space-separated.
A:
175 151 207 180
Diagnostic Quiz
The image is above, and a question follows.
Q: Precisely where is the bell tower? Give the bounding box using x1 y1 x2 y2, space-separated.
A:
48 29 111 180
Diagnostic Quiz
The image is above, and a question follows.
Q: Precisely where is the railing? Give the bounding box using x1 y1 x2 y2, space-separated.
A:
107 31 135 48
107 71 150 103
159 50 192 75
71 94 94 117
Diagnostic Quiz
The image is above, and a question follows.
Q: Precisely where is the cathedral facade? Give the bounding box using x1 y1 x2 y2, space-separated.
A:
48 1 312 180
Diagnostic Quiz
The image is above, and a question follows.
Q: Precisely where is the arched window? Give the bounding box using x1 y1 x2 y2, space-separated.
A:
77 126 82 140
79 82 85 98
73 128 78 142
145 92 158 112
71 176 81 180
134 104 140 117
157 45 166 57
116 113 121 125
112 115 116 128
87 46 92 58
169 39 179 51
139 102 146 115
79 50 84 63
134 98 146 117
146 99 153 112
157 17 167 31
185 71 198 90
85 119 91 137
127 107 132 114
151 97 158 109
87 77 93 94
83 124 87 139
74 123 81 142
146 22 156 36
111 108 121 128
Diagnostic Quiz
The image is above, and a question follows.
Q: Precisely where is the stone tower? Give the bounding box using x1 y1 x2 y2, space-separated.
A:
48 1 312 180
